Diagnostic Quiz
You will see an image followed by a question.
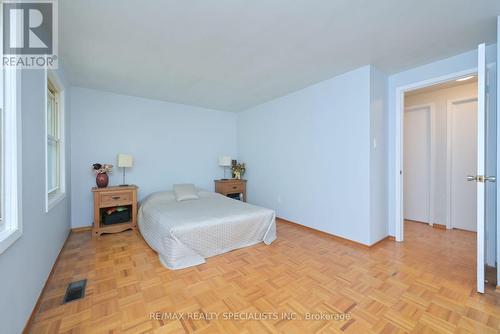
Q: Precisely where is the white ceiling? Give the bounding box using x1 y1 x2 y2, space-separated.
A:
60 0 500 112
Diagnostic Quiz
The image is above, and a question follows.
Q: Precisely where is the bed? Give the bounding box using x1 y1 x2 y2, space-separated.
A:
138 190 276 270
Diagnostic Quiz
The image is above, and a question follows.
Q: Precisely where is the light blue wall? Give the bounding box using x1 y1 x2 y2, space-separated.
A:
370 66 389 244
0 68 71 334
70 87 237 228
487 46 498 267
237 66 373 245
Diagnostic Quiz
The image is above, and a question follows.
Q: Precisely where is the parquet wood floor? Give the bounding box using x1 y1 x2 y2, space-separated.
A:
28 220 500 333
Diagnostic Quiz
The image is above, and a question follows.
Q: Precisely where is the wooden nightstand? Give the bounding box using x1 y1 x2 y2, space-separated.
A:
214 179 247 202
92 185 138 239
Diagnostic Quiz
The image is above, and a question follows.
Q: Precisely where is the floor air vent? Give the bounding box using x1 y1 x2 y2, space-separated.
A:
63 279 87 304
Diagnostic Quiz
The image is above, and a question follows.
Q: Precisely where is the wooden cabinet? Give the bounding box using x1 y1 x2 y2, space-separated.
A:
214 179 247 202
92 185 138 239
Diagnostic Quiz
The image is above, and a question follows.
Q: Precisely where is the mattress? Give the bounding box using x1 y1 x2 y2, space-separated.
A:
138 190 276 270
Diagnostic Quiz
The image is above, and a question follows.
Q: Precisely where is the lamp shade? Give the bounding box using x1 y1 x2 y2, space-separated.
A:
117 154 133 168
218 156 232 167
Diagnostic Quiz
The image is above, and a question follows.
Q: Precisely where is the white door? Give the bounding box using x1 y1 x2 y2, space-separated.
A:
474 43 492 294
450 99 478 232
404 106 431 223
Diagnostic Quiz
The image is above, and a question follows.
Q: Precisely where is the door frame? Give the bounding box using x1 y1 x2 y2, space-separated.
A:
394 67 477 242
446 96 479 230
404 103 436 226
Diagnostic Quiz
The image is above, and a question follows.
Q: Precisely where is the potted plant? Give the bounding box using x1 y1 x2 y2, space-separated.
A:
92 163 113 188
232 163 246 180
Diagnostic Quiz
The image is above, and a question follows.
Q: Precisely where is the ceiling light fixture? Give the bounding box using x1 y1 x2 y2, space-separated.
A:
456 76 475 82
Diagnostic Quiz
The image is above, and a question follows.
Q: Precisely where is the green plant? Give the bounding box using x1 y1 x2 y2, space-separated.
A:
232 163 246 179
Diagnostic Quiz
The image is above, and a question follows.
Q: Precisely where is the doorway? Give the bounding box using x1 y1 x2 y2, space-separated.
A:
403 77 478 232
394 44 493 294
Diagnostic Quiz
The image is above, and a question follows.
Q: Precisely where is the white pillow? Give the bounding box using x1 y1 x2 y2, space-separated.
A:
173 184 199 201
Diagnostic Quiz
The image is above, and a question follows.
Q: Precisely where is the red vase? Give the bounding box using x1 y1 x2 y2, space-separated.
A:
96 173 109 188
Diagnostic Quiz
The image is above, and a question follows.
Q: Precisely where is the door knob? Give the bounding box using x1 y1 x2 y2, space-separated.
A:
485 176 496 183
467 175 496 183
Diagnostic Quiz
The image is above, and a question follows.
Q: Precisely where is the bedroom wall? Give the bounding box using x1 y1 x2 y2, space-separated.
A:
369 67 389 244
0 68 72 334
70 87 237 228
237 66 374 245
486 50 497 268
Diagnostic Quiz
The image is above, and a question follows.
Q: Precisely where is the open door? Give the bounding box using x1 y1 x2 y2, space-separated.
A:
477 43 486 294
471 43 495 293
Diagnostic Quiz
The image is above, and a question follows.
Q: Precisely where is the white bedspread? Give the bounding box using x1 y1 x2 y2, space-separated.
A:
138 191 276 270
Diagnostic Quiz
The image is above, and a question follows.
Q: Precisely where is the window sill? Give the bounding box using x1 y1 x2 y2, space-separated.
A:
0 227 22 255
46 191 66 212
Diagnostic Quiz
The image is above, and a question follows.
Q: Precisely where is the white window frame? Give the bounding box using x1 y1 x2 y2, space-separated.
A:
0 1 23 254
47 83 60 194
45 69 66 212
0 67 23 255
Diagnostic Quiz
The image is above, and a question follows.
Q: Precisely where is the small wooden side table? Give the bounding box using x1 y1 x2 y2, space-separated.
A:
214 179 247 202
92 185 138 239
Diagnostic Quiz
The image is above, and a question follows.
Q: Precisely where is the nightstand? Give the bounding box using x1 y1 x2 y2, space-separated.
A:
214 179 247 202
92 185 138 239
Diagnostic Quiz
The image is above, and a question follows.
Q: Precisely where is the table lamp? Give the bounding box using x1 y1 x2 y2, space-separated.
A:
117 154 133 186
218 156 232 180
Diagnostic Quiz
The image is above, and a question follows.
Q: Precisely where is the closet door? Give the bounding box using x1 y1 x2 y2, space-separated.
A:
450 98 478 232
403 106 431 224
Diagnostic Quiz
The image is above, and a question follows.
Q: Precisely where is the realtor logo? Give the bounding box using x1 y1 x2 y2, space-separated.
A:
2 0 58 68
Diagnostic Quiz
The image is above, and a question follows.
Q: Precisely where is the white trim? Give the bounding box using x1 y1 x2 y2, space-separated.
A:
446 97 478 230
496 15 500 290
403 103 435 226
44 69 66 212
429 104 436 227
446 101 452 230
394 67 477 242
0 68 23 255
47 191 65 212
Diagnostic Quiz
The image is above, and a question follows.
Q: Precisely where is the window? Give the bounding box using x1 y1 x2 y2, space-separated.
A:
47 82 60 194
0 67 22 255
45 72 65 211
